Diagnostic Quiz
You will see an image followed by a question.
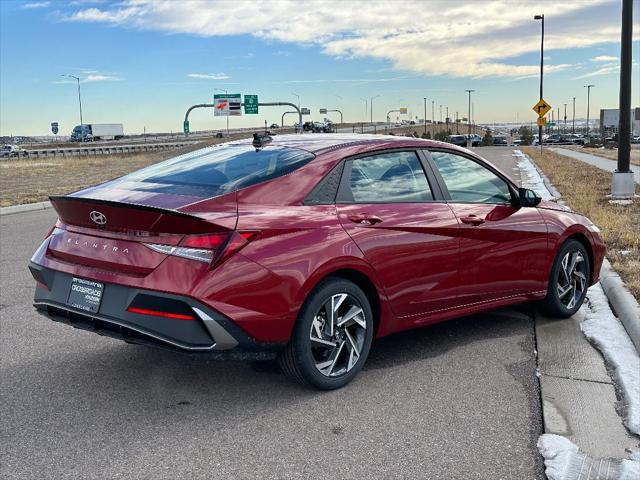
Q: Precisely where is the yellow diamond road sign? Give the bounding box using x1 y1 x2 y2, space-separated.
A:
537 117 546 127
533 99 551 117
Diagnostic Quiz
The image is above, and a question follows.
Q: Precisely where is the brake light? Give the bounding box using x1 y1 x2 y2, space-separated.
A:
218 231 257 264
127 306 194 321
181 232 228 249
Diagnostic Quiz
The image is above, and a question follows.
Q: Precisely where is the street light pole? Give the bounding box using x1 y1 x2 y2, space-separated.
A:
370 95 380 124
64 75 83 126
612 0 634 199
445 106 449 133
572 97 576 134
534 14 544 153
431 100 435 126
465 89 474 135
360 97 368 122
563 103 567 134
423 97 427 136
215 87 230 136
584 84 594 140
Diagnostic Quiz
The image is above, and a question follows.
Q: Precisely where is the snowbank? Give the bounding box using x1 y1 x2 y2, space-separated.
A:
582 284 640 435
538 434 640 480
512 149 554 200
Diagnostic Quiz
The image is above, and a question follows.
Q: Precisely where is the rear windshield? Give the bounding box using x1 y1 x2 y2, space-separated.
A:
109 144 315 197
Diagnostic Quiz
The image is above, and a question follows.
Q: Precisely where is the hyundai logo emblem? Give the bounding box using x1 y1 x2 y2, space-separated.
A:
89 210 107 225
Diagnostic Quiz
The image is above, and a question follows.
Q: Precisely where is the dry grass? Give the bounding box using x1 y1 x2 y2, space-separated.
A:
560 145 640 166
523 147 640 300
0 138 237 207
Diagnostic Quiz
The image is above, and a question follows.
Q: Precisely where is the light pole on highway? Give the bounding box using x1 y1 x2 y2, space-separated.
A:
563 103 567 133
534 14 544 152
370 95 380 124
465 89 474 135
214 88 230 136
584 84 594 140
431 100 435 126
63 74 83 127
423 97 427 136
572 97 576 133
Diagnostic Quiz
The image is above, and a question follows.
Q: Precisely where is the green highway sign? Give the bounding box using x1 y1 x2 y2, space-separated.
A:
183 120 189 134
244 94 258 114
547 122 556 126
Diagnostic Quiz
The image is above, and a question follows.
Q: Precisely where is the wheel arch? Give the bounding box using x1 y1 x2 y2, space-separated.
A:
565 232 595 285
295 260 389 337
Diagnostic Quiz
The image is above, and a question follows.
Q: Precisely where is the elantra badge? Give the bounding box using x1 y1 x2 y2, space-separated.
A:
89 210 107 226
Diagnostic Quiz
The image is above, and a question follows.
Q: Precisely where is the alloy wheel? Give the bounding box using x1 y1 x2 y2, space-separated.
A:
556 250 587 309
309 293 367 377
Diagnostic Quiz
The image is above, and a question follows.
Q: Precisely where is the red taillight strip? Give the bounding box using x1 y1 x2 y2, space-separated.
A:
126 306 194 321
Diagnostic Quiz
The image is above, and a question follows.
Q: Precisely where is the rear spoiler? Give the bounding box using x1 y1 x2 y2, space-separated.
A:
49 195 226 234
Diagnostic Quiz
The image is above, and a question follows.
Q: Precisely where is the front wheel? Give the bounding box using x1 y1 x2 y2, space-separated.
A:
278 278 374 390
539 240 591 318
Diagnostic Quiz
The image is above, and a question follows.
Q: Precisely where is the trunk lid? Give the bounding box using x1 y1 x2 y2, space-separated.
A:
47 192 237 274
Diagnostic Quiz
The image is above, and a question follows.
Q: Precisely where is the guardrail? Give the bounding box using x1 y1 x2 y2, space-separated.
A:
0 141 199 160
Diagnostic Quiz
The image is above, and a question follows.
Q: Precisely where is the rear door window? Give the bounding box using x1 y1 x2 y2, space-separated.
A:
107 144 315 197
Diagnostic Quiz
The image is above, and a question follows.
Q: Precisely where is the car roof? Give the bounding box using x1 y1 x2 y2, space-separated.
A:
226 133 456 155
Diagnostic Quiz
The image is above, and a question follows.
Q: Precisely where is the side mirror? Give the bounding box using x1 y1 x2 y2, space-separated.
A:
518 188 542 207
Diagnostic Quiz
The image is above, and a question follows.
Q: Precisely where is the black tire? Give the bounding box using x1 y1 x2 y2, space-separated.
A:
539 240 591 318
278 278 374 390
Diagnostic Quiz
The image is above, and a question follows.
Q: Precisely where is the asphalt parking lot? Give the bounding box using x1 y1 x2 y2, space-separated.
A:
1 148 545 479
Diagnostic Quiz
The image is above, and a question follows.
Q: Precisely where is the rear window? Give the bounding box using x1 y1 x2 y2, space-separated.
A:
110 144 315 197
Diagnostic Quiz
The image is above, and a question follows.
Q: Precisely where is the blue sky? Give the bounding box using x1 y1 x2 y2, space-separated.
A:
1 0 638 136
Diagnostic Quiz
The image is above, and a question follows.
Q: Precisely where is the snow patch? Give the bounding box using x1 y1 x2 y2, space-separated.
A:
538 434 640 480
582 283 640 435
512 149 554 200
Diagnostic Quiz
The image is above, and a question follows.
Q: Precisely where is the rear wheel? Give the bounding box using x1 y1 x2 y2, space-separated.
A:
539 240 590 318
279 278 374 390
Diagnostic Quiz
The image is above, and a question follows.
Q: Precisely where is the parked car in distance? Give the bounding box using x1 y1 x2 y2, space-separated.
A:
492 136 508 146
447 135 467 147
270 124 280 129
464 134 481 147
632 135 640 144
30 134 605 390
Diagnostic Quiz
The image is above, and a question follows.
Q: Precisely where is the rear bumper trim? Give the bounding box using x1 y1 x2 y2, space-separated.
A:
35 300 218 352
192 307 239 350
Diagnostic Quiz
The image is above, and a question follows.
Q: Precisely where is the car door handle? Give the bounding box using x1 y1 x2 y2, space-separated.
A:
460 215 485 226
348 214 383 226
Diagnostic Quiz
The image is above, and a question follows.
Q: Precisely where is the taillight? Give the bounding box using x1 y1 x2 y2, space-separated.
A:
145 231 257 265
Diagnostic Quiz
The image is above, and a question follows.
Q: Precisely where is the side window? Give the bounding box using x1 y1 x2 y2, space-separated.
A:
430 151 512 204
339 151 433 203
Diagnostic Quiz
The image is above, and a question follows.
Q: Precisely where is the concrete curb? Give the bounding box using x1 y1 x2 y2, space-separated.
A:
0 201 52 216
599 258 640 354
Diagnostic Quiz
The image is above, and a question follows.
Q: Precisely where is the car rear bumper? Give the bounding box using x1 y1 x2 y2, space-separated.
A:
29 263 283 358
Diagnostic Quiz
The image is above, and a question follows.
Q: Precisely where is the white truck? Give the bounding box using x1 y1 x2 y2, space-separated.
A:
70 123 124 142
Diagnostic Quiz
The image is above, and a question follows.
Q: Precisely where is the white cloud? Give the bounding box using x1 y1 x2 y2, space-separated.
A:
63 0 623 79
187 73 230 80
84 74 122 82
21 1 51 9
591 55 618 62
52 73 123 84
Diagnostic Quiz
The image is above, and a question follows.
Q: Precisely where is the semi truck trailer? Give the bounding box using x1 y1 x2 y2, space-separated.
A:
70 124 124 142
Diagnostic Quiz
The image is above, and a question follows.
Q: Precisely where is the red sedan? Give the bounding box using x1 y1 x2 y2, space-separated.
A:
30 134 605 389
